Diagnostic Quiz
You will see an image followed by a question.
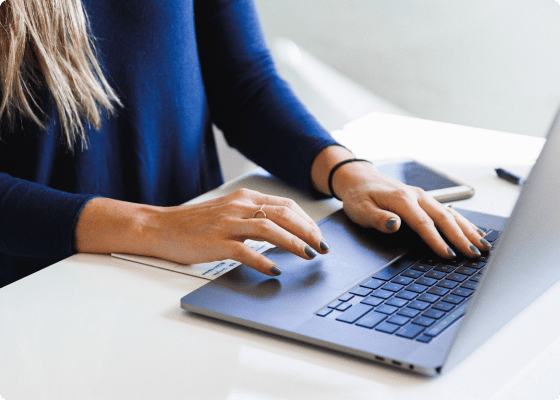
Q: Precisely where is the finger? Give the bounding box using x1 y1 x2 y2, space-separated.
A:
237 218 321 261
343 199 402 233
397 201 458 259
419 199 483 258
258 204 328 253
249 191 317 228
227 241 283 276
446 208 492 250
473 224 487 237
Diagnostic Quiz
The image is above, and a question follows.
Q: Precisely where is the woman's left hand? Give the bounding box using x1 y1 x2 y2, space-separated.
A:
311 146 491 259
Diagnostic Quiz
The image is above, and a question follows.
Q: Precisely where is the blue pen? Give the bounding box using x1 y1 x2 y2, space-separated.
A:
495 168 525 186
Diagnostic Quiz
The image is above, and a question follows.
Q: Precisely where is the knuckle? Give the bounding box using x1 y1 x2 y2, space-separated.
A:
255 218 272 234
277 206 294 222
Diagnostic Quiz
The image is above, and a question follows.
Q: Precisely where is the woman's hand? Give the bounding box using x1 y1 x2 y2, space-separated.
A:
311 146 491 259
75 189 329 276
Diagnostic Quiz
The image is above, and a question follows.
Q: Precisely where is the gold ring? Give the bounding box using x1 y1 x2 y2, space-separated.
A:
253 204 267 219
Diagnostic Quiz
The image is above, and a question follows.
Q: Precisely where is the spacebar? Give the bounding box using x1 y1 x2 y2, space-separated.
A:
424 300 471 337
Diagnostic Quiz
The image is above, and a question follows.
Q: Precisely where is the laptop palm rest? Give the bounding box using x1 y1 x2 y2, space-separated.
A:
181 210 418 329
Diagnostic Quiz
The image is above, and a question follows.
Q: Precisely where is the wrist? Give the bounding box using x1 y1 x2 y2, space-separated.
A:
330 160 377 201
74 197 162 256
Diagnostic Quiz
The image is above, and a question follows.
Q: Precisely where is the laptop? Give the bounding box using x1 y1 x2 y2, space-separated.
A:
181 111 560 376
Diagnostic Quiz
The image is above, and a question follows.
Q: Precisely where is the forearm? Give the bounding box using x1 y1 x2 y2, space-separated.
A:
74 197 157 256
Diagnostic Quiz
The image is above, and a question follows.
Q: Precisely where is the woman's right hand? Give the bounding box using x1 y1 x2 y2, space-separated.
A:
75 189 330 276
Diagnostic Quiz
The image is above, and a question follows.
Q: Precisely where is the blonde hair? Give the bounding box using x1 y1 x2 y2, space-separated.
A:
0 0 120 150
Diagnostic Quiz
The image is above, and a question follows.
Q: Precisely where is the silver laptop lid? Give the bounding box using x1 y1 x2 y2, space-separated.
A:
443 109 560 373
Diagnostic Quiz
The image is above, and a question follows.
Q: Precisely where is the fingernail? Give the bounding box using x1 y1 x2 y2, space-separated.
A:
304 245 318 258
270 265 282 276
447 247 457 257
386 218 397 230
320 238 330 252
480 237 492 248
469 244 481 256
477 228 486 236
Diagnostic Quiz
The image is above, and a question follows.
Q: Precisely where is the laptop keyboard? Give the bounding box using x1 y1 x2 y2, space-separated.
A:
315 228 501 343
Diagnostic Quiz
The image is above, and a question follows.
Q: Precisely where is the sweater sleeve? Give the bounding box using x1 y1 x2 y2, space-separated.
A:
194 0 341 196
0 173 96 259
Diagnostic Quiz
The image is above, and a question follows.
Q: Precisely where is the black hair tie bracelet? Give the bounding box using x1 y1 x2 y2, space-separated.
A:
327 158 372 201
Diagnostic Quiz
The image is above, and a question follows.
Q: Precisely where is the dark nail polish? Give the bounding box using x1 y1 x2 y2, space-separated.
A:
469 244 481 256
480 237 491 248
477 228 486 236
447 247 457 257
320 238 330 252
270 265 282 276
386 218 397 230
304 245 318 258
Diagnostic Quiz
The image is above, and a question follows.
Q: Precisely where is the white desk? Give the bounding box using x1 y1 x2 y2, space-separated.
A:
1 113 559 400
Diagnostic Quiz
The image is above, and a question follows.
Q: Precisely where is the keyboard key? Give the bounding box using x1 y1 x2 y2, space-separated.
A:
350 286 373 297
381 282 405 292
425 300 470 337
406 283 428 293
411 263 434 273
361 278 384 289
336 302 352 311
416 334 433 343
400 269 423 279
462 260 486 269
434 265 456 273
424 270 447 280
338 293 354 302
386 297 408 308
432 301 455 312
387 315 410 325
436 279 459 289
455 266 477 276
427 286 449 296
442 294 464 305
376 304 398 315
422 309 445 319
355 311 387 329
451 287 474 297
360 296 383 307
336 303 374 324
484 230 501 242
396 323 425 339
460 281 478 290
421 256 441 265
408 300 430 311
328 300 342 309
441 258 463 266
371 289 393 299
417 293 440 303
416 277 437 286
395 290 417 300
447 273 468 282
316 307 332 317
397 307 421 318
412 316 436 327
372 254 419 281
392 275 414 285
375 322 400 334
470 273 483 282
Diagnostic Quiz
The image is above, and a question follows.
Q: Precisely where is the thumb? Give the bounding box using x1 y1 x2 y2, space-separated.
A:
344 201 401 234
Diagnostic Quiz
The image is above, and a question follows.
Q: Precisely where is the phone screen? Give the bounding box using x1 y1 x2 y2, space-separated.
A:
376 161 460 191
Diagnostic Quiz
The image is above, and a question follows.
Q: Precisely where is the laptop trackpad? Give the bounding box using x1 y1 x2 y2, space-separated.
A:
264 210 417 290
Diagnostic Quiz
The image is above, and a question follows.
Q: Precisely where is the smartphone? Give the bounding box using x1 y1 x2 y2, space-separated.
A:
374 159 474 203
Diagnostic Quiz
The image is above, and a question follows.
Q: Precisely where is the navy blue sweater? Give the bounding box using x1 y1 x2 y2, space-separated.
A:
0 0 338 287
